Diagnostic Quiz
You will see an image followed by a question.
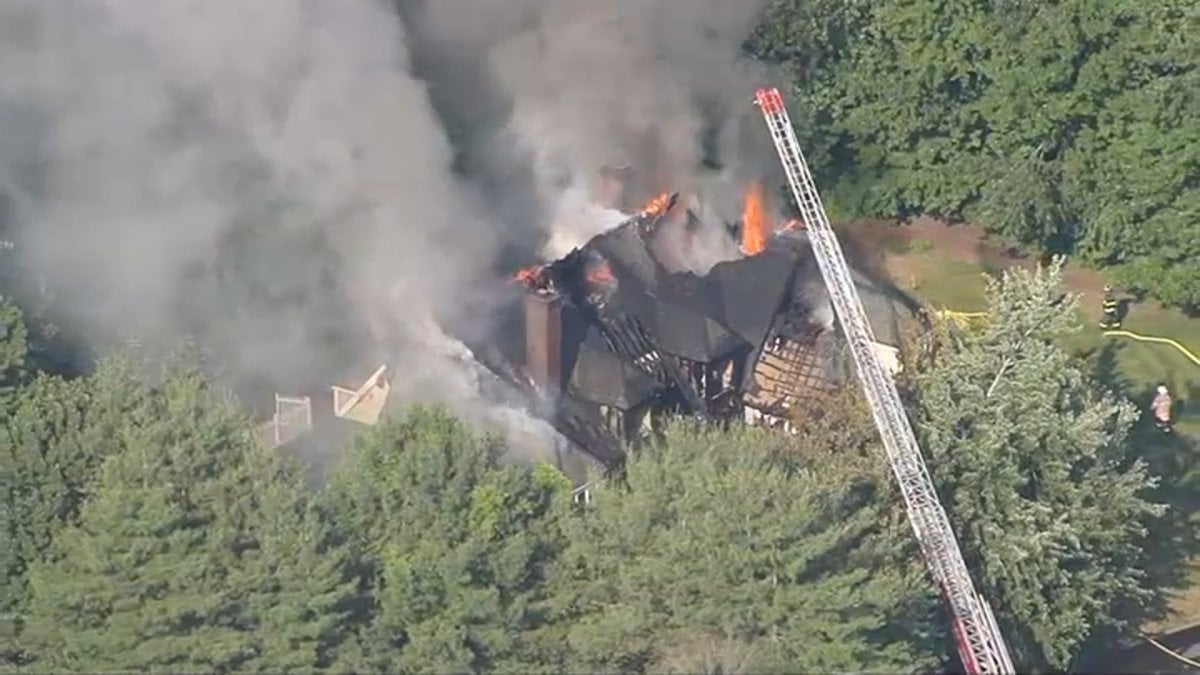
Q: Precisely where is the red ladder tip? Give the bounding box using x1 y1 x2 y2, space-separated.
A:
753 87 784 113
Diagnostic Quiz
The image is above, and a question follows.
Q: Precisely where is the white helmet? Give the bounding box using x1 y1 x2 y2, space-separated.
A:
1157 385 1169 395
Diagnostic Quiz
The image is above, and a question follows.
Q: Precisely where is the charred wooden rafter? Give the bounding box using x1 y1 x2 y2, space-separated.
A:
745 325 835 418
486 186 907 471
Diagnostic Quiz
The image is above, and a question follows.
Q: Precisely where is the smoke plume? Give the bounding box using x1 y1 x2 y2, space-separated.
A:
0 0 773 473
0 0 504 402
398 0 776 263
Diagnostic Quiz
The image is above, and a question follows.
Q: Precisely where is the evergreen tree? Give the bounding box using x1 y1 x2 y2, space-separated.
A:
1 355 151 665
327 406 570 673
1 375 92 623
911 259 1164 670
546 422 941 673
0 297 27 393
18 364 355 672
750 0 1198 309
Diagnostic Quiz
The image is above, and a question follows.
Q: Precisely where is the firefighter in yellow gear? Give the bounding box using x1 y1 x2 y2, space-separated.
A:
1099 285 1121 329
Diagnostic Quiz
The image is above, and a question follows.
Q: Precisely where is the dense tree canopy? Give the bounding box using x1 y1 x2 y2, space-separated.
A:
327 407 570 673
14 364 355 672
911 260 1165 670
0 297 27 392
0 2 1193 672
0 284 1184 673
322 407 948 673
750 0 1199 309
545 422 942 673
2 373 94 622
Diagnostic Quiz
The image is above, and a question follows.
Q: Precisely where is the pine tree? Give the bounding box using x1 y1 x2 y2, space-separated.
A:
1 374 93 621
327 406 570 673
0 297 28 393
911 259 1164 670
546 422 941 673
749 0 1198 308
1 355 153 665
18 364 355 672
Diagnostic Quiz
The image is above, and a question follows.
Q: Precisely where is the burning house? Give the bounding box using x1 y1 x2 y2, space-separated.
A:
255 177 911 486
468 185 913 471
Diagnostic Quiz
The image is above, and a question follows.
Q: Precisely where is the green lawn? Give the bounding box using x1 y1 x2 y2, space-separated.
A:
1148 558 1200 634
1068 306 1199 436
888 244 1200 629
903 258 991 312
890 248 1199 435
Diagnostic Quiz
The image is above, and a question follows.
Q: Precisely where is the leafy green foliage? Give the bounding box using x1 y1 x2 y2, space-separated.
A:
0 4 1188 672
17 364 354 672
1 355 153 668
751 0 1199 309
0 297 28 393
327 406 570 673
0 336 1171 673
1 374 94 623
911 260 1165 670
547 422 942 673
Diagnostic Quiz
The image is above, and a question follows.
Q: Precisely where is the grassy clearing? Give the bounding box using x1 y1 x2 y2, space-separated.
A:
1067 305 1199 436
873 220 1200 628
881 235 1199 435
1147 559 1200 634
898 255 990 312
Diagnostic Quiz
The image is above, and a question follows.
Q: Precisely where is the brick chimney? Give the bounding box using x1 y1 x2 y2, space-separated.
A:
524 290 563 395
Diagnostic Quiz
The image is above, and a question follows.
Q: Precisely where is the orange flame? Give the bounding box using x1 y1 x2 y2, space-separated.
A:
741 182 771 256
638 192 674 220
512 265 547 287
586 260 615 286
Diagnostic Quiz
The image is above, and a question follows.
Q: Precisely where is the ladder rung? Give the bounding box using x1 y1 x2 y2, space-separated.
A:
757 90 1013 673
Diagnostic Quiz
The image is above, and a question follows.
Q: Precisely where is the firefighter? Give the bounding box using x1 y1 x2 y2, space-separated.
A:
1099 284 1121 329
1151 385 1173 433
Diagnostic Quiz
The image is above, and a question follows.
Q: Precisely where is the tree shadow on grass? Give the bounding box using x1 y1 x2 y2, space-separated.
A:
1088 341 1200 625
1073 342 1200 668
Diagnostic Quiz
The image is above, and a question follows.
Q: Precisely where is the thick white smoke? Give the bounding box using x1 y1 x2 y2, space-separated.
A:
92 0 504 315
540 187 629 259
398 0 777 266
0 0 503 392
0 0 777 476
0 0 572 467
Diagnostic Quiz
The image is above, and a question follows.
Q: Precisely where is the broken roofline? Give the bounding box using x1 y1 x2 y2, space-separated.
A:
508 184 834 373
513 219 811 402
510 191 682 291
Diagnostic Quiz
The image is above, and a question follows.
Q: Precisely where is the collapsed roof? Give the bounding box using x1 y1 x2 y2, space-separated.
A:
468 194 913 470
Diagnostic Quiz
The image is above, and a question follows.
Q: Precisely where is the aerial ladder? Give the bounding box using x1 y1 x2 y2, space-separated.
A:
753 87 1016 674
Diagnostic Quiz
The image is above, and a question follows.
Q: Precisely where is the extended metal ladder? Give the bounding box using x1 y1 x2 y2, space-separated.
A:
753 86 1015 674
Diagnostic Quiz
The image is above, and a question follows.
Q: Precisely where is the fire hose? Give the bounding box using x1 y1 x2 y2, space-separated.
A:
934 309 1199 369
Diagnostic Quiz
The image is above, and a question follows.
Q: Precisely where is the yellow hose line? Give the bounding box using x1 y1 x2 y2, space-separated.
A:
934 309 989 324
1140 632 1200 669
1102 330 1200 367
931 308 1198 368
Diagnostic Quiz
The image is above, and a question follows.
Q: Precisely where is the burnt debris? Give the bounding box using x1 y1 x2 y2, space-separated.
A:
471 192 908 472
